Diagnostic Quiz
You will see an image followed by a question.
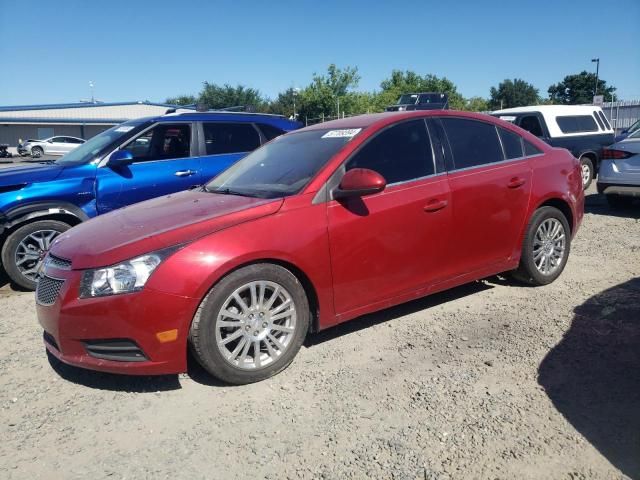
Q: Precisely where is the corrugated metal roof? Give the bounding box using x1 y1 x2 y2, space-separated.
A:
0 102 175 122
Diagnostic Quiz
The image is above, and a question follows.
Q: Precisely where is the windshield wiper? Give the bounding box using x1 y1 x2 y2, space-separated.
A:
38 159 56 165
207 187 257 197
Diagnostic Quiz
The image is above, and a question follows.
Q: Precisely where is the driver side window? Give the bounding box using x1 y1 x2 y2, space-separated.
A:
121 123 191 162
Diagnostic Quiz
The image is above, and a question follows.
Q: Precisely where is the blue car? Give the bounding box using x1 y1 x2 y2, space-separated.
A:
0 111 300 289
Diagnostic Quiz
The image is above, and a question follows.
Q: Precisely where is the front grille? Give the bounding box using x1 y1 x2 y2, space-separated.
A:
43 331 59 351
47 254 72 270
84 339 148 362
36 276 64 305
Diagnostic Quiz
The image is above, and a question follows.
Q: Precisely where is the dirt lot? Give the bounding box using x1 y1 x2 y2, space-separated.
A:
0 188 638 480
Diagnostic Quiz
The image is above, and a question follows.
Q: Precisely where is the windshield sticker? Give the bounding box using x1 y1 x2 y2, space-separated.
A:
499 116 517 123
321 128 361 139
114 126 135 133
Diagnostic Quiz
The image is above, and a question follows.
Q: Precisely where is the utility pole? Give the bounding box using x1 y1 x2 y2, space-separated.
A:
591 58 600 96
89 81 95 103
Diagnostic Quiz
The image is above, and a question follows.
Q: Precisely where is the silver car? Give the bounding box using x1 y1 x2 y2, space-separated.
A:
597 129 640 207
21 136 85 158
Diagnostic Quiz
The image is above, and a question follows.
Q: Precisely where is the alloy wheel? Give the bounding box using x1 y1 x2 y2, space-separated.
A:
581 163 591 187
215 280 297 370
532 218 566 276
14 229 60 281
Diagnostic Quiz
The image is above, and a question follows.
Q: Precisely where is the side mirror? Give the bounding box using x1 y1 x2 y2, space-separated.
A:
47 139 53 143
108 150 133 167
333 168 386 200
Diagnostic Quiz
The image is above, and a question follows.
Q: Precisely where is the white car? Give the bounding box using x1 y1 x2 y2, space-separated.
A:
20 136 85 158
597 130 640 208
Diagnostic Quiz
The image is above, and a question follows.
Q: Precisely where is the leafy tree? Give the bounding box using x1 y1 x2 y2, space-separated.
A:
199 82 267 110
547 71 616 104
297 64 361 121
488 78 539 110
165 94 197 106
376 71 466 110
463 96 489 112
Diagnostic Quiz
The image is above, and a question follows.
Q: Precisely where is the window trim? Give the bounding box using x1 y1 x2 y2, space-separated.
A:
199 121 263 157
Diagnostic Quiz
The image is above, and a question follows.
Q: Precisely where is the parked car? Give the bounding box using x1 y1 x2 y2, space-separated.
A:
492 105 615 189
36 110 584 385
597 129 640 207
614 118 640 142
19 136 86 158
385 92 449 111
0 112 300 289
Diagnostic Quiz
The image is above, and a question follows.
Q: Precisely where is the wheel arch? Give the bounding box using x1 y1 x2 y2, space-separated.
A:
2 202 88 235
535 197 574 235
196 257 322 334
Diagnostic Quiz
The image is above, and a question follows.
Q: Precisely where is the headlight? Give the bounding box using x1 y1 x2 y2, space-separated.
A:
79 247 178 298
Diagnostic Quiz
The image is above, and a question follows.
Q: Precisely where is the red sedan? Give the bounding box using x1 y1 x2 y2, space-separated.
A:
37 111 584 384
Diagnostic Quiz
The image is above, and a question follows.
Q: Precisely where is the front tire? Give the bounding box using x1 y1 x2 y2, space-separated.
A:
189 264 310 385
1 220 71 290
31 146 44 158
579 156 594 190
512 206 571 286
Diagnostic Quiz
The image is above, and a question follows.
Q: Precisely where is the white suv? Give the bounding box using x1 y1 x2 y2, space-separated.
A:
492 105 615 189
20 136 85 158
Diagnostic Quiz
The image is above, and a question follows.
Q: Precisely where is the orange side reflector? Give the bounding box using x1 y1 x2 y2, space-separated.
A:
156 329 178 343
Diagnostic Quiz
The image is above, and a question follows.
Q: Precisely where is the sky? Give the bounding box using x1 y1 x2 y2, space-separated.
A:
1 0 639 106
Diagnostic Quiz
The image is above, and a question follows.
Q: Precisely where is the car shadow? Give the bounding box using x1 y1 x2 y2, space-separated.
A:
306 280 493 347
584 192 640 219
538 278 640 479
46 351 182 392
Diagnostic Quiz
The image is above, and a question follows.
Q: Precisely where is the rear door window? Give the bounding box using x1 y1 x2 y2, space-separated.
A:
441 118 504 169
346 119 434 184
597 111 612 130
202 123 261 155
498 127 524 159
593 113 605 130
524 140 543 156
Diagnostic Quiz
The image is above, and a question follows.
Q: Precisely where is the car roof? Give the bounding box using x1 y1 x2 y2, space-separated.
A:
493 105 604 115
300 110 495 132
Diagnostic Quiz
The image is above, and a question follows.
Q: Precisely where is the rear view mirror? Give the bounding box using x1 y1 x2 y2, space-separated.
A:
108 150 133 167
333 168 386 200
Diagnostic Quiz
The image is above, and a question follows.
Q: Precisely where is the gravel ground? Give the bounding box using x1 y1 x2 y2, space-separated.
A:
0 187 638 480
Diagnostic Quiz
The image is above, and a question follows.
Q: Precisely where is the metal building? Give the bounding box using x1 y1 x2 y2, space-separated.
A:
0 101 177 147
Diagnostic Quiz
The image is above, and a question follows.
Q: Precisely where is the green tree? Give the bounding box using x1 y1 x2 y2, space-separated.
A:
165 94 197 106
488 78 540 110
297 64 361 121
463 96 489 112
547 71 616 104
199 82 267 111
377 71 466 110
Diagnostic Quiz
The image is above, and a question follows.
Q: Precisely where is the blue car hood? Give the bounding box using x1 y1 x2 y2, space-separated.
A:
0 163 64 185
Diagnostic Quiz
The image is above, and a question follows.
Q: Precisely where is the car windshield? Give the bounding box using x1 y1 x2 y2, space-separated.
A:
397 94 419 105
53 120 149 166
628 119 640 135
205 128 360 198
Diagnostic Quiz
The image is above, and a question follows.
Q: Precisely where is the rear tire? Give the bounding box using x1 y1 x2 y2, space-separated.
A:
512 206 571 286
189 264 310 385
606 194 633 209
31 146 43 158
1 220 71 290
579 156 594 190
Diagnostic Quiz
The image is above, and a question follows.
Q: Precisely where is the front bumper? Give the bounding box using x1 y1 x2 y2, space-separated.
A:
36 267 200 375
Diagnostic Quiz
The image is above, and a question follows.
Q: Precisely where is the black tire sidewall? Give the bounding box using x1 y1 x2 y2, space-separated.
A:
517 207 571 286
1 220 71 290
189 264 310 385
580 157 594 190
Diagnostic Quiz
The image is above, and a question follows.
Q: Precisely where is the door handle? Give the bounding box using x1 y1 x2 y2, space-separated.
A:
175 170 196 177
423 199 448 212
507 177 526 188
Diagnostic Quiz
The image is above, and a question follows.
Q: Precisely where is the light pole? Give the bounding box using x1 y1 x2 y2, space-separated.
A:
591 58 600 96
292 87 299 120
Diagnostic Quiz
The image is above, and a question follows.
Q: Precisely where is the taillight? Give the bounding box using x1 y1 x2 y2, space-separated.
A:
602 148 632 159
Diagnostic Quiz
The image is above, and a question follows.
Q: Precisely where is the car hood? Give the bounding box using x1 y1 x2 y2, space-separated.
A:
0 163 64 185
51 190 284 269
